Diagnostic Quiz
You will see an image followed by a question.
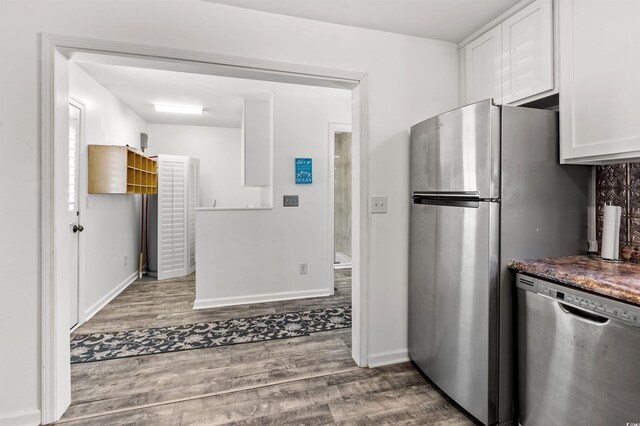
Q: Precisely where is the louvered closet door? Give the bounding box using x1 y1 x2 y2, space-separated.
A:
157 155 188 280
187 159 200 275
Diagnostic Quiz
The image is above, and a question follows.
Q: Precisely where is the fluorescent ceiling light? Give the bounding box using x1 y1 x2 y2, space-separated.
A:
153 104 203 115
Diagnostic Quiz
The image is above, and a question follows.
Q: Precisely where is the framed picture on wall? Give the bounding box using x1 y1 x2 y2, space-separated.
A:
295 158 312 184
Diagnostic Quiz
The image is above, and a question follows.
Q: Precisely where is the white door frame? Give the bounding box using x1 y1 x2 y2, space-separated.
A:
68 96 86 331
40 33 370 423
328 123 353 287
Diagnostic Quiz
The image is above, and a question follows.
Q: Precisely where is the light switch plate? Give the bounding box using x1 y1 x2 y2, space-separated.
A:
370 196 387 214
283 195 299 207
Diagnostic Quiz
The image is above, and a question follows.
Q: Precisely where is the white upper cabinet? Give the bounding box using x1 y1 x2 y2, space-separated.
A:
241 98 272 187
559 0 640 164
501 0 553 104
461 0 554 106
465 26 503 105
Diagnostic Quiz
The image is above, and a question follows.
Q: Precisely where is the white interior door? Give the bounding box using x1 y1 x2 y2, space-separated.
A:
157 155 188 280
67 103 82 329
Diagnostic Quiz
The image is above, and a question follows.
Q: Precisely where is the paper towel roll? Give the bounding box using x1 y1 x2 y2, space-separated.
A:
601 204 622 260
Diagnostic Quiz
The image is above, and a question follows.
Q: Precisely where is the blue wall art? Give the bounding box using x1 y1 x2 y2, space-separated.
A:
295 158 313 184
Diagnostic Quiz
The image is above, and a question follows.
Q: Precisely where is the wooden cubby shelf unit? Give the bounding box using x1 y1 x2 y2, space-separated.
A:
89 145 157 194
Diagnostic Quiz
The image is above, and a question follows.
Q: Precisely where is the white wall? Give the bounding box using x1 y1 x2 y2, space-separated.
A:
195 87 351 306
68 63 146 322
146 124 262 208
0 1 458 423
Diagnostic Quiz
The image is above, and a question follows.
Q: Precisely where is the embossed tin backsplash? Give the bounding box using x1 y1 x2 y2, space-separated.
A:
596 163 640 262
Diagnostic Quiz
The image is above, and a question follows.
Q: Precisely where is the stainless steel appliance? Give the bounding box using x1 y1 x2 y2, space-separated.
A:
516 274 640 426
408 100 589 426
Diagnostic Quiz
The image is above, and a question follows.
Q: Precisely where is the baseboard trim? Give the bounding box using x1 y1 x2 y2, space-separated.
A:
193 288 331 309
367 349 410 368
0 409 40 426
81 271 138 324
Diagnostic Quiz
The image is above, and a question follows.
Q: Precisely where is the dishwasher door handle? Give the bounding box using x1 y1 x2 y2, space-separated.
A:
558 302 610 325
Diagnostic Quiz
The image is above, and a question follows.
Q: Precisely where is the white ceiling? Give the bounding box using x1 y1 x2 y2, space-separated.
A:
204 0 522 42
75 62 347 128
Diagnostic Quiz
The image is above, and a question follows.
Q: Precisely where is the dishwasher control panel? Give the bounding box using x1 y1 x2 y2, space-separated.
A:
516 274 640 326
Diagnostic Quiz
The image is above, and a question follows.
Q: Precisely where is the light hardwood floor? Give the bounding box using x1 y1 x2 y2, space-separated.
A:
57 270 476 425
73 271 352 336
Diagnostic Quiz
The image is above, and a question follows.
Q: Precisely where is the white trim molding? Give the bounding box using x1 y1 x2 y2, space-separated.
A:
0 409 41 426
351 77 370 367
367 349 410 368
40 33 370 423
45 33 363 89
193 289 331 310
40 33 72 424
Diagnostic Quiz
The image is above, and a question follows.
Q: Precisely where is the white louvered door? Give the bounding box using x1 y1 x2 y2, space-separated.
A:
187 158 200 275
157 155 188 280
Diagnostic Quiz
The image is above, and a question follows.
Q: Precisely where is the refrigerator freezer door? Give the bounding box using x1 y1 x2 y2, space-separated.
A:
410 100 500 199
409 200 499 425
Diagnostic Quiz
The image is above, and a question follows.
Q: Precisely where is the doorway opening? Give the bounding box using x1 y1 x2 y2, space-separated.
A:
41 34 369 423
332 126 353 269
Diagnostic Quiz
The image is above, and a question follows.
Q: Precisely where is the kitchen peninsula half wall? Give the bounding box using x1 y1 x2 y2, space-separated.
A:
194 205 333 308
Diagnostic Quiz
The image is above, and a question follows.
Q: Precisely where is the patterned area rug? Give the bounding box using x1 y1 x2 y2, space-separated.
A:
70 305 351 363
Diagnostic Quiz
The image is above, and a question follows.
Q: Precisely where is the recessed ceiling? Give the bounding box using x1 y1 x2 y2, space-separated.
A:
203 0 522 42
73 62 349 128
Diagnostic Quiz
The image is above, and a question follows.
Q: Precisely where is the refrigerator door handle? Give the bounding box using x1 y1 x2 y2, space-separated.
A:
412 191 482 208
413 191 480 199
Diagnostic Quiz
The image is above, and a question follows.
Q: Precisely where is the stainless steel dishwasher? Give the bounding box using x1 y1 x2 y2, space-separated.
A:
515 273 640 426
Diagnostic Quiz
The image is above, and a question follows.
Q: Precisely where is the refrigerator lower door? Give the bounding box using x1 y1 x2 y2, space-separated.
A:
409 199 499 425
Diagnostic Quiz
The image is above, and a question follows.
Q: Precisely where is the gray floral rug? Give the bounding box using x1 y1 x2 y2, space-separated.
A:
70 305 351 364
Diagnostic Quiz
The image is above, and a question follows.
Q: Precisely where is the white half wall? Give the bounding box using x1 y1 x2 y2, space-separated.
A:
0 1 458 422
69 63 145 322
146 124 262 208
195 87 351 306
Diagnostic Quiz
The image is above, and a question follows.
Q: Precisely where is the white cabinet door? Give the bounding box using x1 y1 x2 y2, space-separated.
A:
241 99 272 187
501 0 553 104
465 26 502 105
560 0 640 163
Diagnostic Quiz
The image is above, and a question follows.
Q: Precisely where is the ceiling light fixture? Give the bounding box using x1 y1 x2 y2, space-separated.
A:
153 104 204 115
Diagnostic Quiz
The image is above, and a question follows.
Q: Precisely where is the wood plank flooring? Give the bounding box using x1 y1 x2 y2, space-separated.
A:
57 270 477 425
73 270 352 336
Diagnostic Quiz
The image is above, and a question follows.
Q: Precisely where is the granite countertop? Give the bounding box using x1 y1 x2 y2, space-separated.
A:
509 255 640 306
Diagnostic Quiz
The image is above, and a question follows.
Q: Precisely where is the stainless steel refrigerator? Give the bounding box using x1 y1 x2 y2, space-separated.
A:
408 100 588 426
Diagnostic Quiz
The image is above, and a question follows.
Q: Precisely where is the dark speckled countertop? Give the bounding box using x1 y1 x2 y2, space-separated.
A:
509 255 640 306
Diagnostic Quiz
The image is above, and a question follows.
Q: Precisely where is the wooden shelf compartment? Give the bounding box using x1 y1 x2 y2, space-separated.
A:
89 145 158 194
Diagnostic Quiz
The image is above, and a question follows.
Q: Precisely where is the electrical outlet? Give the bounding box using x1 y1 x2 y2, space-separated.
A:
124 255 128 267
370 196 388 214
299 263 308 274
